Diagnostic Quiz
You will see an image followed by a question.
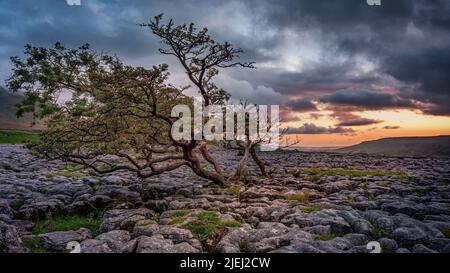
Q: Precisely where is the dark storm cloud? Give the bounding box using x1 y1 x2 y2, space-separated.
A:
382 46 450 115
245 0 450 116
337 118 382 127
286 123 354 135
0 0 449 116
286 98 317 112
320 90 414 110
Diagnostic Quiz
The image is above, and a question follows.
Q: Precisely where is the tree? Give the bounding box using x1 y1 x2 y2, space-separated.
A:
7 15 271 186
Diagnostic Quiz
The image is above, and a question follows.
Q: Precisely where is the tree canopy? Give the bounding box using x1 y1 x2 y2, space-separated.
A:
7 15 269 185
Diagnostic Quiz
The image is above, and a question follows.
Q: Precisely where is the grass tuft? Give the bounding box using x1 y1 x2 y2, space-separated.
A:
285 192 310 205
372 227 388 239
33 215 101 236
225 186 241 197
183 211 241 241
170 210 191 218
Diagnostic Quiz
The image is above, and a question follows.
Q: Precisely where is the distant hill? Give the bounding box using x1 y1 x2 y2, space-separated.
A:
0 86 40 131
338 135 450 157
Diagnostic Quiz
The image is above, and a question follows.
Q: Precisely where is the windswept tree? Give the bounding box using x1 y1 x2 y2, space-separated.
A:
7 15 272 186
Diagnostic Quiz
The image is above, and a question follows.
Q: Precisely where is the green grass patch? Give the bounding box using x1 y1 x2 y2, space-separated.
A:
225 186 241 197
0 129 39 144
170 216 187 225
296 168 408 180
33 215 101 236
21 236 47 253
183 211 241 241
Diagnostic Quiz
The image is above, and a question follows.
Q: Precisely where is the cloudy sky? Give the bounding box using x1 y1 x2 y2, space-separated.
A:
1 0 450 146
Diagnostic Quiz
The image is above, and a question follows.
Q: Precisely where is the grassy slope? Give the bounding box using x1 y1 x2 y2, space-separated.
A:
0 129 39 144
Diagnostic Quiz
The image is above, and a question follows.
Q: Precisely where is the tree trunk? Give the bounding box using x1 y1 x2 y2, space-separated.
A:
198 143 222 174
229 144 250 182
250 147 268 177
184 148 226 186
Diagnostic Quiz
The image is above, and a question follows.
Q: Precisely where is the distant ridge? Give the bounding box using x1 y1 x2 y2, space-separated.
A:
338 135 450 157
0 86 40 131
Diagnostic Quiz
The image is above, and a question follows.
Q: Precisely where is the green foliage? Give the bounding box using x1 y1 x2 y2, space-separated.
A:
33 215 101 236
7 42 192 176
0 129 39 144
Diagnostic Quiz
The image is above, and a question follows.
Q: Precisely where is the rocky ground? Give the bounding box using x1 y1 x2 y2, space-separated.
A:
1 144 450 253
